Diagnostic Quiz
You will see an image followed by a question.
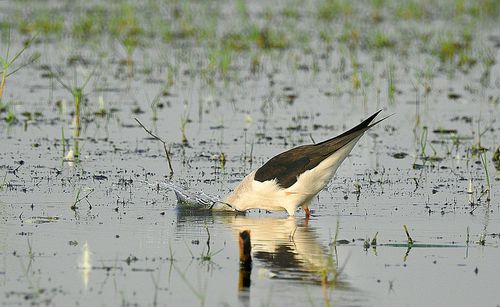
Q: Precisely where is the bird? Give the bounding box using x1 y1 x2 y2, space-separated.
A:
223 110 387 217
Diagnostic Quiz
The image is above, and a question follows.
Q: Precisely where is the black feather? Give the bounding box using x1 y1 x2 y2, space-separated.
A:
254 110 385 188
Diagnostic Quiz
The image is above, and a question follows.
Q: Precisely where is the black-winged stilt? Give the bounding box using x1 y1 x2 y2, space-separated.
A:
224 110 387 217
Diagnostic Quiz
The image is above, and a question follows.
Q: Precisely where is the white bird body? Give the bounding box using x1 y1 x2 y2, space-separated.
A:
224 135 362 215
221 111 389 217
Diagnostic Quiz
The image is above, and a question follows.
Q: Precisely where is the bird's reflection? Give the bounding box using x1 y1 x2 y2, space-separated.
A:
176 210 342 284
238 230 252 290
176 210 346 306
229 215 339 284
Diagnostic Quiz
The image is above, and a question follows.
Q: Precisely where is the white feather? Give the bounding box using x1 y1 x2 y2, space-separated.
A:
224 135 362 215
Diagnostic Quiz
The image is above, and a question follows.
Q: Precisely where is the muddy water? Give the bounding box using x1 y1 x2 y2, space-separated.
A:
1 1 500 306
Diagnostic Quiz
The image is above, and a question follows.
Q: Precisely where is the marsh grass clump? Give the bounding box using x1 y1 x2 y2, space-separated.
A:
53 68 95 159
19 10 64 36
72 7 107 40
316 0 352 21
433 32 476 69
3 106 17 125
221 25 288 52
435 38 459 63
207 47 233 79
180 101 190 146
467 0 500 17
387 63 396 103
251 26 288 50
171 3 200 40
339 22 360 50
319 29 333 46
161 22 173 43
282 6 300 19
457 50 477 70
0 31 39 102
109 4 144 67
221 32 250 52
368 30 395 49
0 21 12 34
395 0 425 20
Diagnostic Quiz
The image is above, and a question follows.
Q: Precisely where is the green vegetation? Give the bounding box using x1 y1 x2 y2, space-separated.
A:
395 1 425 20
435 37 460 63
368 31 395 49
0 31 38 102
0 0 495 76
53 68 95 159
19 10 64 35
493 147 500 171
316 0 352 21
480 152 491 201
387 63 396 103
72 6 107 40
109 3 144 68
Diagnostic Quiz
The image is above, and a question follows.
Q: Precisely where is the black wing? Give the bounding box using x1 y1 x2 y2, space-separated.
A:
254 110 383 188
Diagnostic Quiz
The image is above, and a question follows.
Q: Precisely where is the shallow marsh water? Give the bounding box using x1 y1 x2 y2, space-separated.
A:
0 1 499 306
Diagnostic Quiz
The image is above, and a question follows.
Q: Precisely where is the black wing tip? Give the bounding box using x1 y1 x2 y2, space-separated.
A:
314 110 389 147
363 109 383 126
345 109 384 131
352 109 392 130
368 112 394 129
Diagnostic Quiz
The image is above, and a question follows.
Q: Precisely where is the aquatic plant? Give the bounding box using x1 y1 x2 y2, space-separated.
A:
180 101 190 146
149 91 162 122
109 3 144 70
251 26 288 50
467 0 500 17
70 187 94 211
207 47 232 79
235 0 249 26
172 3 200 39
72 6 107 40
19 10 64 36
282 6 300 19
480 152 491 202
60 127 66 159
0 31 38 102
435 37 460 63
339 22 360 50
53 68 95 159
403 225 414 246
493 147 500 171
221 32 250 51
316 0 352 21
361 69 374 106
3 108 16 124
135 118 174 176
368 30 395 49
395 0 425 20
387 63 396 103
